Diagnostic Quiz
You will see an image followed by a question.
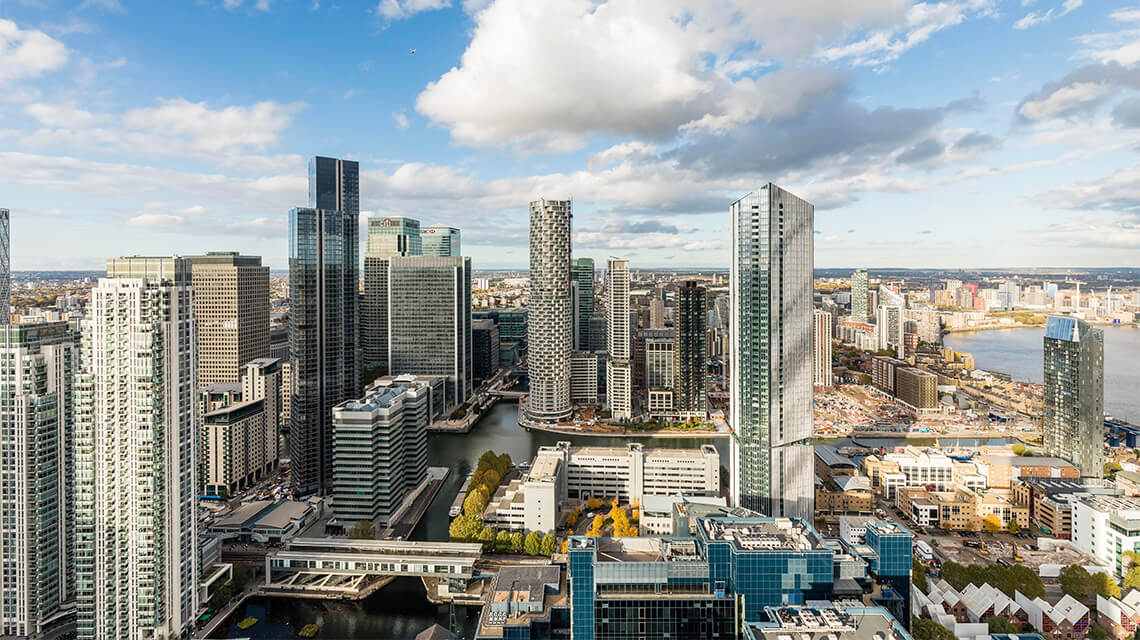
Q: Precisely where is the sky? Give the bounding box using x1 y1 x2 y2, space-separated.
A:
1 0 1139 271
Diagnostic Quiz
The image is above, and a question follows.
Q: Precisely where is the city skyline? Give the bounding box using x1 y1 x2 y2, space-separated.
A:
3 3 1140 271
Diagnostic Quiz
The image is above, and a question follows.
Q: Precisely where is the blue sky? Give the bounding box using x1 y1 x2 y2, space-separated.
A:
2 0 1139 271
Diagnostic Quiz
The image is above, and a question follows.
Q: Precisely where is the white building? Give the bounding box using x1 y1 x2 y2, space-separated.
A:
1071 495 1140 576
606 257 632 420
75 257 199 640
525 199 573 424
639 494 727 536
877 304 904 358
570 351 600 405
813 309 833 387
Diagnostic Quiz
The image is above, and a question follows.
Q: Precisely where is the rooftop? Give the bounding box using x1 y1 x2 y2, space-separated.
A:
746 602 911 640
699 517 822 552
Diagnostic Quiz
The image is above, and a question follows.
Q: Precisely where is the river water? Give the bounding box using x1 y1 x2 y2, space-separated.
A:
210 402 730 639
944 325 1140 424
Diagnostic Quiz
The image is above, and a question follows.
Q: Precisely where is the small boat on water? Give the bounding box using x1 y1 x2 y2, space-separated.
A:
946 449 975 461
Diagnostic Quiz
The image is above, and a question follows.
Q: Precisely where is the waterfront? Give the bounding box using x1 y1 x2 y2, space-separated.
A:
945 324 1140 424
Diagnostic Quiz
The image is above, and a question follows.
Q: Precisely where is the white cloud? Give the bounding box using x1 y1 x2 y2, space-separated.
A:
223 0 242 9
122 98 305 152
24 103 104 128
1012 0 1080 30
256 0 273 10
820 0 995 68
1018 81 1115 119
392 111 410 130
1110 7 1140 22
0 20 69 88
376 0 451 20
79 0 124 11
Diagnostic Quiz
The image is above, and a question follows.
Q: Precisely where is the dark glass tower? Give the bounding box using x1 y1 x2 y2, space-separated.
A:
1043 315 1104 478
571 257 594 350
289 156 360 495
674 280 707 416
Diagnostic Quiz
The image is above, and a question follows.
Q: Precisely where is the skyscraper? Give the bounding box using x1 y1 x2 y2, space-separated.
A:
75 257 199 640
288 156 360 496
649 289 665 328
525 199 572 424
814 309 833 387
363 216 422 373
0 208 8 325
729 184 814 520
674 281 707 417
877 304 903 359
0 321 78 638
851 268 869 322
571 257 595 351
1043 315 1104 478
387 255 472 406
189 252 270 386
422 225 461 256
607 257 632 420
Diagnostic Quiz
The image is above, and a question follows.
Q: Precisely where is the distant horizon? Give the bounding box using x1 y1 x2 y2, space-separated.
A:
13 266 1140 275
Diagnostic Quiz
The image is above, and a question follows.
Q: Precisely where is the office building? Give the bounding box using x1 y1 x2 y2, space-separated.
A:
385 255 472 406
189 252 270 387
896 368 937 410
644 328 675 415
200 358 281 498
649 291 665 328
729 184 814 520
587 315 607 352
0 209 7 324
331 376 431 526
1043 316 1104 478
814 309 833 387
0 321 78 637
606 257 632 420
571 257 595 351
852 268 869 322
472 318 500 383
75 257 198 640
674 281 707 417
473 308 527 349
1071 495 1140 576
363 216 422 372
525 199 573 424
421 225 460 256
570 351 600 406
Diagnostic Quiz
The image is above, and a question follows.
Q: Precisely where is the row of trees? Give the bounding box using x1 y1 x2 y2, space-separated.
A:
1059 565 1121 601
461 450 514 519
449 519 557 555
981 514 1020 534
938 561 1045 599
207 565 249 611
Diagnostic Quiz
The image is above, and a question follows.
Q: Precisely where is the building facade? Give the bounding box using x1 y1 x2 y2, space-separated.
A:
75 257 199 640
814 309 833 387
674 281 707 417
851 268 869 322
571 257 595 351
729 184 814 520
525 200 573 424
189 252 270 387
0 209 7 324
0 321 78 637
362 216 422 373
606 257 632 420
200 358 281 498
1043 316 1104 478
472 318 500 383
421 225 460 257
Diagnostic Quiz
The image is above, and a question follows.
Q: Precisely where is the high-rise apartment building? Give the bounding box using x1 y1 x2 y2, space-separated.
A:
387 255 472 406
814 309 833 387
729 184 814 520
421 225 460 256
362 216 422 373
571 257 595 351
674 281 707 417
648 290 665 328
189 252 270 386
0 321 78 637
878 304 904 358
200 358 281 497
1044 316 1104 478
606 257 632 420
525 200 572 424
0 209 8 324
288 156 360 496
851 268 869 322
75 257 199 640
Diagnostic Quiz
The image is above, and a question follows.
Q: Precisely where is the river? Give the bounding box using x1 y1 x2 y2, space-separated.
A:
210 401 730 639
944 324 1140 424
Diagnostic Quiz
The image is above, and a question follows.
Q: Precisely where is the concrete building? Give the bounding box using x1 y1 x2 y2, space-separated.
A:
471 318 500 383
648 291 665 328
0 209 6 323
1043 316 1104 478
289 156 360 495
571 257 594 351
897 487 1028 531
331 376 432 527
896 368 938 410
570 351 600 406
644 328 675 414
387 255 473 406
1071 495 1140 576
814 308 833 387
188 252 270 387
0 321 78 638
525 199 573 424
421 225 460 257
862 448 954 498
674 281 707 417
362 216 421 372
1011 477 1118 539
606 257 632 420
852 268 869 322
199 358 281 498
76 257 199 640
878 304 904 358
730 184 814 520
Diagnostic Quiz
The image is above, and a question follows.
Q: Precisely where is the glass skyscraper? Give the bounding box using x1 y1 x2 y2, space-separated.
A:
421 225 460 256
363 216 422 373
1043 315 1104 478
571 257 595 351
0 208 7 325
730 184 814 520
525 199 573 424
674 280 707 417
606 257 632 420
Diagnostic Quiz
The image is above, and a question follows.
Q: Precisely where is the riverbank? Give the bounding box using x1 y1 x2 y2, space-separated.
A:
519 418 731 439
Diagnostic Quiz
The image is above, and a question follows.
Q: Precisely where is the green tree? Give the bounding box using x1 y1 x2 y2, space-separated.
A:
539 533 557 556
495 530 512 552
1124 552 1140 590
983 616 1018 633
911 617 956 640
449 514 482 541
524 531 542 556
1087 626 1108 640
1007 519 1020 534
348 519 375 539
1105 462 1123 477
912 559 928 593
463 486 490 518
1011 444 1027 455
1060 565 1095 601
509 532 525 553
1094 572 1122 599
477 526 496 551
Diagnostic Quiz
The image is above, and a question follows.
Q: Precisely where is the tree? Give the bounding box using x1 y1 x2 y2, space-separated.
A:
1105 462 1123 477
496 530 513 552
540 533 557 556
1087 626 1108 640
524 531 542 556
983 616 1018 633
1060 565 1095 602
477 526 496 551
911 617 956 640
1093 572 1121 599
1007 519 1020 535
509 532 525 554
586 496 602 510
983 514 1002 534
1124 552 1140 590
1011 444 1027 455
913 559 928 593
348 520 375 539
566 508 581 527
449 514 482 541
463 487 489 518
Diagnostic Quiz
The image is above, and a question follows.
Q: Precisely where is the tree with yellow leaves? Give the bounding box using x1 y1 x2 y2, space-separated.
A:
586 496 602 510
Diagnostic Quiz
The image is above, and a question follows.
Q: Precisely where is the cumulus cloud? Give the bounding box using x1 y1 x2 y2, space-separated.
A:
123 99 305 152
1029 162 1140 212
392 111 410 130
376 0 451 20
0 20 69 87
1113 96 1140 128
1017 62 1140 121
819 0 995 68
